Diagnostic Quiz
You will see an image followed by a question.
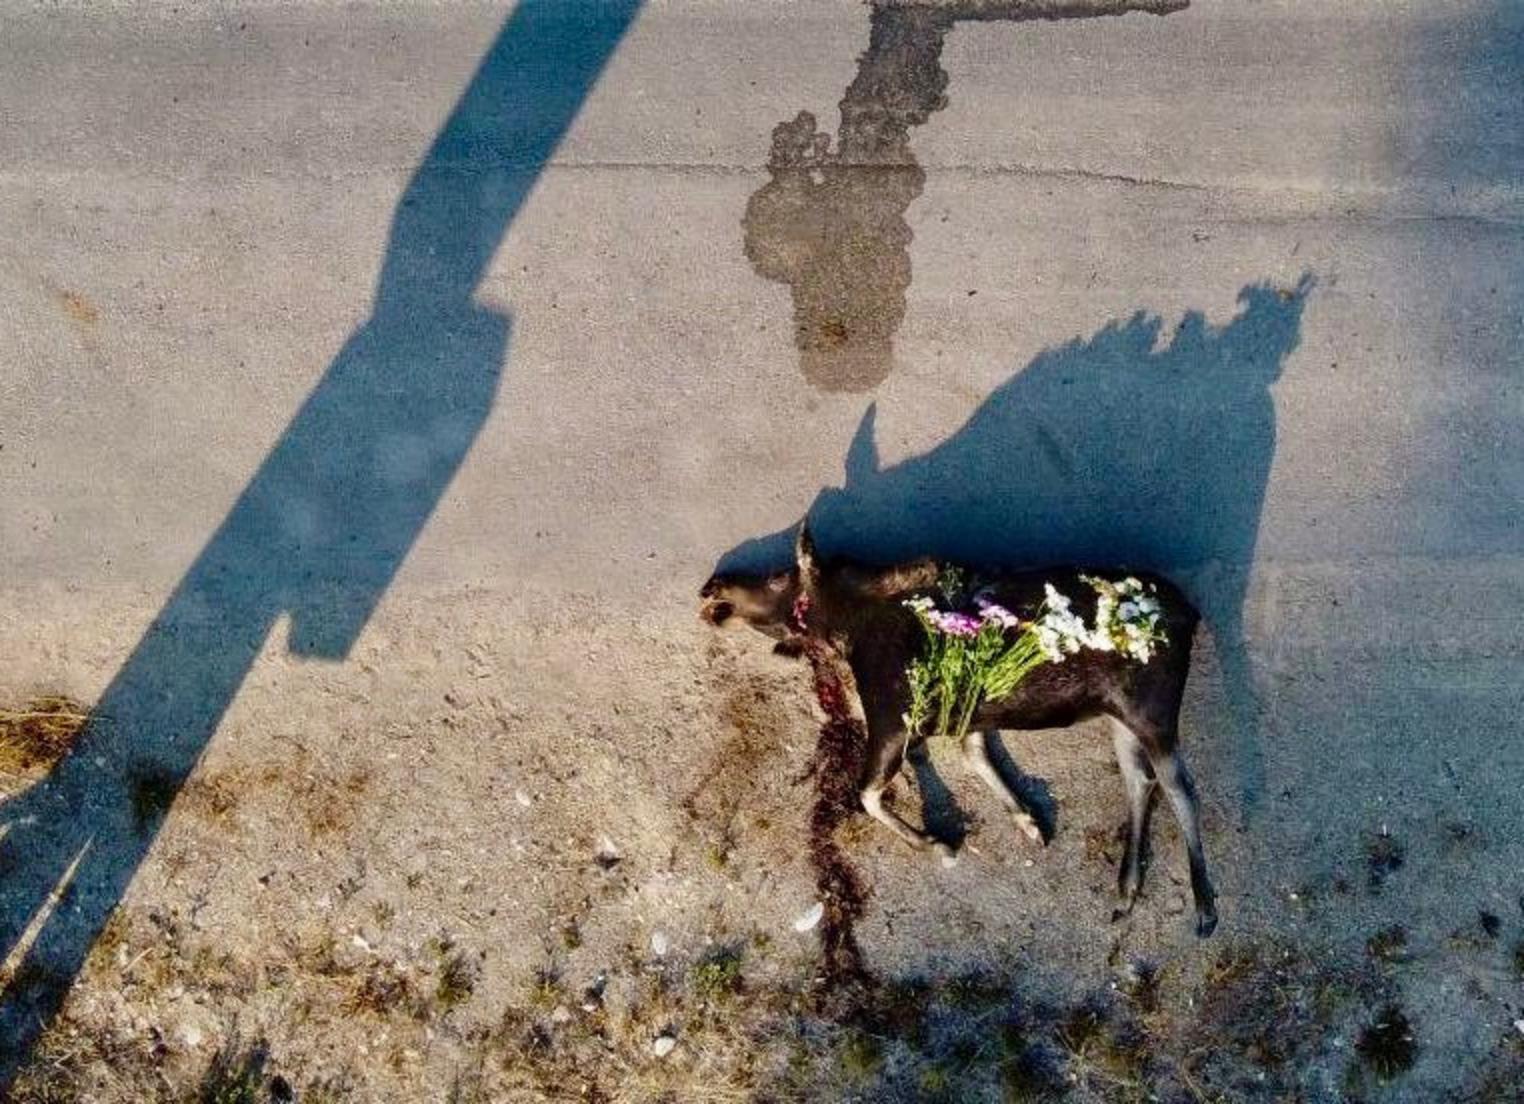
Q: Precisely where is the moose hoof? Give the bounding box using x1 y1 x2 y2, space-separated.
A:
1116 865 1142 904
1013 813 1043 844
1195 906 1219 939
932 840 959 868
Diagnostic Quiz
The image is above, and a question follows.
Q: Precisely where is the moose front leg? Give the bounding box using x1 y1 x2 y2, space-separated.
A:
859 715 958 866
962 729 1042 843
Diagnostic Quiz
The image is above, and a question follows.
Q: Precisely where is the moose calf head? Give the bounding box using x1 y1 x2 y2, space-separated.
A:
699 524 842 651
701 522 934 640
698 566 799 639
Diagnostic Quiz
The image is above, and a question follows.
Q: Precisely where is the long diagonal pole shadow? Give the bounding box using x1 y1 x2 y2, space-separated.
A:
0 0 642 1079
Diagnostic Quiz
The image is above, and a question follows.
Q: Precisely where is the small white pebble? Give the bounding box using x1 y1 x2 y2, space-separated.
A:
650 931 669 957
793 902 825 933
178 1023 203 1049
652 1034 677 1058
1514 1019 1524 1037
516 790 532 808
351 934 374 953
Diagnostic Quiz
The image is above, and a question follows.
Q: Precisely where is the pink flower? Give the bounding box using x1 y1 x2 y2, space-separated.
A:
931 611 982 637
975 597 1020 629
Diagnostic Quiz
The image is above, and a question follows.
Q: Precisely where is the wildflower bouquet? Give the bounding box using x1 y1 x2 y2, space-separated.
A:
902 570 1166 743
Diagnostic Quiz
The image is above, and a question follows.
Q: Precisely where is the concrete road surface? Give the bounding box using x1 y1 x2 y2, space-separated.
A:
1 1 1521 1098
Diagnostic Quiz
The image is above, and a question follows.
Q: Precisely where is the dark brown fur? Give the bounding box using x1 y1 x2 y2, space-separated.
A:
701 525 1217 937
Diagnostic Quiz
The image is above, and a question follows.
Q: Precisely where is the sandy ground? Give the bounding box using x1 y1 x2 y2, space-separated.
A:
3 0 1523 1100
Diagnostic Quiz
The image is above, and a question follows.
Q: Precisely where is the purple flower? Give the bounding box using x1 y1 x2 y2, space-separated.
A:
975 597 1020 630
931 611 982 637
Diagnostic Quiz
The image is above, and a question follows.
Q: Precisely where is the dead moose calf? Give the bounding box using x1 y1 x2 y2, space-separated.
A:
700 525 1217 937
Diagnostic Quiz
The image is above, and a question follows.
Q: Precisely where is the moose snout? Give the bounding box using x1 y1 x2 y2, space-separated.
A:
699 576 737 625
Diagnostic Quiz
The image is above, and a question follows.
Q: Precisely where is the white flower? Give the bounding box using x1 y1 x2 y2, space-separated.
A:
977 602 1020 630
1063 574 1168 665
1035 625 1064 662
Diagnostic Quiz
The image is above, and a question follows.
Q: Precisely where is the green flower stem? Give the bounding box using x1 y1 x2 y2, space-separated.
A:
904 576 1167 746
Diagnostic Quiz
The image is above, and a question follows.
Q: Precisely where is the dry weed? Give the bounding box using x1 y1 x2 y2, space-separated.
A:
0 695 89 777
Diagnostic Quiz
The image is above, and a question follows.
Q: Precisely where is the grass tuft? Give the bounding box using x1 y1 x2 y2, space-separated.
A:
198 1033 269 1104
1355 1003 1417 1082
1366 925 1409 964
435 951 479 1010
0 696 90 777
837 1027 884 1083
1365 830 1405 892
129 764 180 831
691 947 744 1003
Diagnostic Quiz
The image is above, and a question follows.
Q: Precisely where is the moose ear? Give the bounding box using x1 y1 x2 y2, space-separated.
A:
795 520 820 592
844 403 879 489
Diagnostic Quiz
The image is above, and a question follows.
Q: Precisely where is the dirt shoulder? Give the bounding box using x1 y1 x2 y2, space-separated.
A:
3 583 1522 1101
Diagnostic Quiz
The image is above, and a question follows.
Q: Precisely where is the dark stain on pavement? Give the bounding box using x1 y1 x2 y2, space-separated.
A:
744 4 945 393
743 0 1187 392
57 289 99 327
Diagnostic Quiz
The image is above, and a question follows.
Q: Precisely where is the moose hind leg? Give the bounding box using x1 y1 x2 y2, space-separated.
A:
1150 747 1218 937
962 729 1042 843
1110 719 1157 910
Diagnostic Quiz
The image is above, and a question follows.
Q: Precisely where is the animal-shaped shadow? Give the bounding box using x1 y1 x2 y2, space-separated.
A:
0 1 643 1083
719 275 1313 830
742 0 1187 392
